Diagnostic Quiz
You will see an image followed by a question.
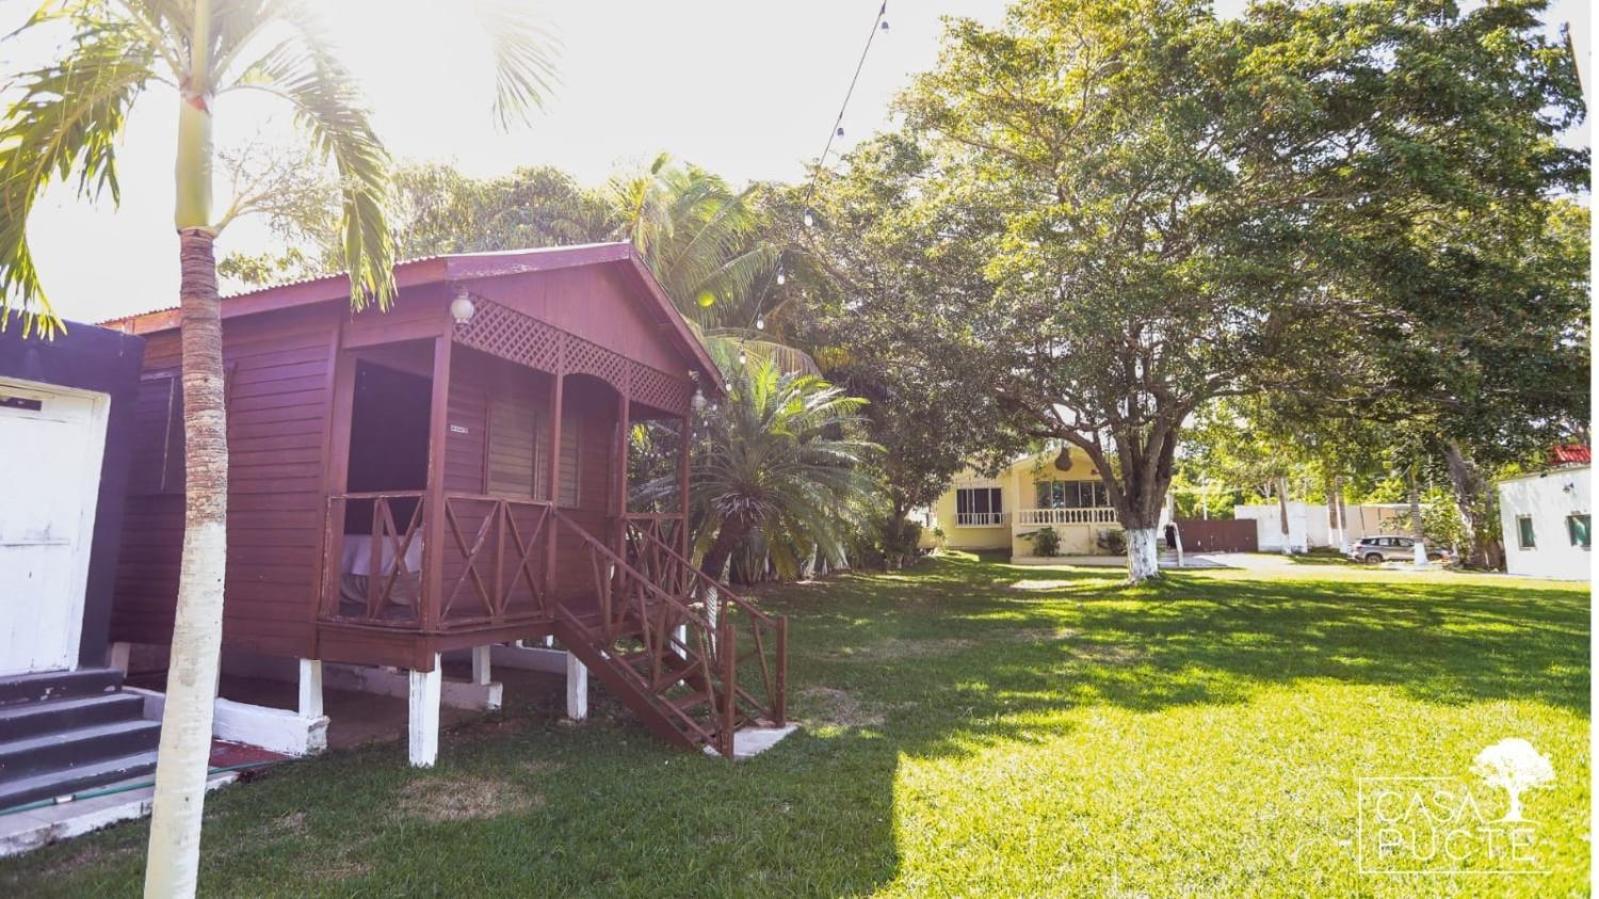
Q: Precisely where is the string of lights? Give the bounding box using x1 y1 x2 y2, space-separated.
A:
746 1 890 341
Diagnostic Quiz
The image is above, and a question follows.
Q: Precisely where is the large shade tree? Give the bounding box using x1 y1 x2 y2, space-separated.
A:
823 0 1583 581
0 2 553 893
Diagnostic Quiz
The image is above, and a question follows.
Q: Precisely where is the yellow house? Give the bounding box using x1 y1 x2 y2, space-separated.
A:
931 447 1125 559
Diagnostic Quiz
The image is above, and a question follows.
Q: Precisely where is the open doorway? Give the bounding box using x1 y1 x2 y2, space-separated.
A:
339 359 431 617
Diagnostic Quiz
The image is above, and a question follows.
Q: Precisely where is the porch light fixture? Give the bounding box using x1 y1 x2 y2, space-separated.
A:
449 289 476 325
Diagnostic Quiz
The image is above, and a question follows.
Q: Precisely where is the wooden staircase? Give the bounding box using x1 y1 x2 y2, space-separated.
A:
551 511 787 758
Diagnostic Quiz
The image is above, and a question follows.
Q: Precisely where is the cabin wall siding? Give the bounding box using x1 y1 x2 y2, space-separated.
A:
111 308 338 657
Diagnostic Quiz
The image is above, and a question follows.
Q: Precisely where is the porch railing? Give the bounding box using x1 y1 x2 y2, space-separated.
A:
1015 507 1119 526
955 511 1009 527
319 491 552 629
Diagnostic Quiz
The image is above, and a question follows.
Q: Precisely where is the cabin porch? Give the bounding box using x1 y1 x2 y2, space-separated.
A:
312 301 786 764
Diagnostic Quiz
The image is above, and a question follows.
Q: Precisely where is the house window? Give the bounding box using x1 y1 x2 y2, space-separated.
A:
1516 515 1536 549
1034 480 1109 509
956 487 1004 526
1567 514 1590 549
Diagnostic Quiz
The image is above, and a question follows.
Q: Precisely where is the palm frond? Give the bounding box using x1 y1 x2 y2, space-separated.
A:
0 17 155 335
471 0 559 129
230 12 395 309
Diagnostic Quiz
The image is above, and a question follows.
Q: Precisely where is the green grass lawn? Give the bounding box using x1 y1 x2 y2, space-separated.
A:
2 553 1588 896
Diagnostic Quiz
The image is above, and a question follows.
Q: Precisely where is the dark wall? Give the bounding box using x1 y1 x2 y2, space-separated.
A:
0 314 145 668
1173 518 1258 553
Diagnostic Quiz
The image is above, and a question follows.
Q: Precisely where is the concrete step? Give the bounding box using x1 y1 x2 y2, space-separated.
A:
0 669 123 708
0 719 161 784
0 750 160 813
0 693 145 742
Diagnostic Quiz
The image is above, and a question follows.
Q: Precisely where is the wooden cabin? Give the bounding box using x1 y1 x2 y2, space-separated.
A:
103 243 787 764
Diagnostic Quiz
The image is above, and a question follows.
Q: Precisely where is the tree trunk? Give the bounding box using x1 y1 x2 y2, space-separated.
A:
1407 471 1428 565
146 17 220 892
144 229 227 898
1442 441 1502 569
1276 476 1293 555
699 517 749 583
1126 527 1160 581
1327 475 1344 552
1337 490 1350 549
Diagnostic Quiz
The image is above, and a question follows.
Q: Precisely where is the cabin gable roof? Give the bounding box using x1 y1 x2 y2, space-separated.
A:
100 242 724 394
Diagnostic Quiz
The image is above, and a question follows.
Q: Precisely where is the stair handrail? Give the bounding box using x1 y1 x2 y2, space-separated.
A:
553 510 716 631
624 520 788 727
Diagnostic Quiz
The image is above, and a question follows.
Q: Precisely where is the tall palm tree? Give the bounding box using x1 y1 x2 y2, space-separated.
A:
665 343 879 581
0 3 553 894
606 153 778 328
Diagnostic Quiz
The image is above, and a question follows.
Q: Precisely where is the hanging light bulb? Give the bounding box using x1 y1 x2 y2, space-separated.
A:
881 19 890 31
756 316 766 331
802 209 814 228
738 350 748 365
836 126 845 137
776 267 786 286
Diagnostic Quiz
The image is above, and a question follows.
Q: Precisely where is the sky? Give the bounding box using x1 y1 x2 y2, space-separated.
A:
0 0 1588 324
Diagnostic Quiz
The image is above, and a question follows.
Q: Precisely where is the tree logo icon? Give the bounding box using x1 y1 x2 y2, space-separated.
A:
1472 738 1555 823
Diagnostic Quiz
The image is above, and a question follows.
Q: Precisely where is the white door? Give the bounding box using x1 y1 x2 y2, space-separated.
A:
0 379 109 675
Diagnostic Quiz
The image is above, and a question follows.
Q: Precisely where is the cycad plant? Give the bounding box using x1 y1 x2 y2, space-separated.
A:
676 344 880 582
0 2 552 893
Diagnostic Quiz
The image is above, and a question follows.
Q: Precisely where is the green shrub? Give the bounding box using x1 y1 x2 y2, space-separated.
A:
1030 526 1061 557
1096 527 1127 556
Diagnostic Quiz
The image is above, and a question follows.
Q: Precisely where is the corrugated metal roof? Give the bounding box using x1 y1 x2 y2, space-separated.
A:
99 242 630 323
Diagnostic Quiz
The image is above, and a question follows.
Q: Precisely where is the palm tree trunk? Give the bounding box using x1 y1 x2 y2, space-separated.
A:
147 9 222 892
145 229 228 898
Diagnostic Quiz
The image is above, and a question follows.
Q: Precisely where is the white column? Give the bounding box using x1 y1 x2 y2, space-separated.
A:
471 645 492 686
298 659 323 719
408 655 442 767
565 652 588 721
107 641 132 674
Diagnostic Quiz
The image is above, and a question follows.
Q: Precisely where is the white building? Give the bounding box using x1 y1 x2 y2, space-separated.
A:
1498 465 1591 581
1233 501 1408 552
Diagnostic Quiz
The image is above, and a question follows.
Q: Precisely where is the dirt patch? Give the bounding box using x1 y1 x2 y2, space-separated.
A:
270 810 307 835
826 636 977 661
314 858 374 881
998 626 1080 643
1069 642 1145 666
397 776 543 823
24 843 136 878
799 686 885 727
1007 580 1082 591
520 758 565 776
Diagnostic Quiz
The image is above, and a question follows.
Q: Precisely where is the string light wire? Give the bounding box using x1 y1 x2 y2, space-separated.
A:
749 1 890 333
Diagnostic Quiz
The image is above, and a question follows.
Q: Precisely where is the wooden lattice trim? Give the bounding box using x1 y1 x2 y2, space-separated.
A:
453 300 561 372
630 363 694 415
453 298 692 414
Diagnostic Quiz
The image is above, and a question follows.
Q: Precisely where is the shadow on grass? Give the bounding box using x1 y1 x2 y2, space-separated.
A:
0 552 1586 896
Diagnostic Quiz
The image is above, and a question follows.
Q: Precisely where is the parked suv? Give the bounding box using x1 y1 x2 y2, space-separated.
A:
1349 535 1450 563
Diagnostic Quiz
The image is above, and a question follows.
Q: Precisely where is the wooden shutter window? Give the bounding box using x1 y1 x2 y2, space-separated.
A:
486 395 537 497
128 374 184 495
558 409 580 507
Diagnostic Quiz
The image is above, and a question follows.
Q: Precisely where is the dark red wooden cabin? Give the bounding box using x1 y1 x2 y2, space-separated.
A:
104 243 786 760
